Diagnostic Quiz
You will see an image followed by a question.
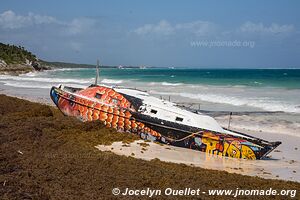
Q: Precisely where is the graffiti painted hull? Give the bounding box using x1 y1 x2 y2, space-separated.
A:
50 85 281 160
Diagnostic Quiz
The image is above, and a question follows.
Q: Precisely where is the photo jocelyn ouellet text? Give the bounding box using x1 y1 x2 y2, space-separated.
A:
112 187 297 198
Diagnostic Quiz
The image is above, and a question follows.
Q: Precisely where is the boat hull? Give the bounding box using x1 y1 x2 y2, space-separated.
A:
50 85 280 160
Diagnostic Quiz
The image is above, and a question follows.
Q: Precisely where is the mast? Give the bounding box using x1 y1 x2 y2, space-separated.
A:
228 112 232 129
95 59 100 85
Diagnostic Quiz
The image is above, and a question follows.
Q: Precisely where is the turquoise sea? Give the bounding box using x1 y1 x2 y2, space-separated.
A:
53 68 300 89
0 68 300 113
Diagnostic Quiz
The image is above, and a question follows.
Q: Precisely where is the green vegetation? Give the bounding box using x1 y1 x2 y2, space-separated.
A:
0 42 143 69
0 43 37 64
40 60 123 69
40 60 97 68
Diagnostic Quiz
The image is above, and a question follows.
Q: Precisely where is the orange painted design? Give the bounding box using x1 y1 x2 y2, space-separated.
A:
119 111 125 117
57 86 161 140
112 115 119 123
125 111 131 118
117 120 124 127
102 105 108 112
131 122 138 129
78 105 84 113
106 122 111 128
107 107 113 114
94 104 102 110
93 110 99 120
99 112 107 121
87 115 93 121
87 109 93 117
113 108 119 115
124 119 131 125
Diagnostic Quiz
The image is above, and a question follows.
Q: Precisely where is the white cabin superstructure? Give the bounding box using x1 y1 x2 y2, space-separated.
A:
115 87 249 139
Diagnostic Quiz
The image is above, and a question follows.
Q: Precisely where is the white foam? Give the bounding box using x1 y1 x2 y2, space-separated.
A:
23 72 38 77
151 91 300 113
148 82 157 86
51 68 89 71
253 81 262 85
161 82 182 86
101 79 123 84
186 93 296 113
2 81 52 89
0 75 93 84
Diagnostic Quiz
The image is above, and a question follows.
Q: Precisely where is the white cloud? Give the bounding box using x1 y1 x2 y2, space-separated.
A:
65 18 96 35
175 20 216 36
239 21 295 34
134 20 174 36
134 20 296 39
0 10 96 36
133 20 216 36
0 10 59 29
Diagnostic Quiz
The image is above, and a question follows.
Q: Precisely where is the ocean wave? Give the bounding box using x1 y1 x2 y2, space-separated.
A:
181 93 300 113
101 79 123 84
23 72 38 77
148 82 157 86
151 91 300 113
50 68 89 72
2 81 53 89
0 75 93 84
1 80 87 89
161 82 183 86
253 81 262 85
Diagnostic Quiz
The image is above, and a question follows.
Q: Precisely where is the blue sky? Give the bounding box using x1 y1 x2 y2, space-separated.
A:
0 0 299 68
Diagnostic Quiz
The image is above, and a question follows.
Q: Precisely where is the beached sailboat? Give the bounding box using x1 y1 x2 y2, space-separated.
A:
50 62 281 160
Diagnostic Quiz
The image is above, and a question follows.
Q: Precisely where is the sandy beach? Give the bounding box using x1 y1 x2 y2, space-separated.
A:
1 80 300 184
96 133 299 182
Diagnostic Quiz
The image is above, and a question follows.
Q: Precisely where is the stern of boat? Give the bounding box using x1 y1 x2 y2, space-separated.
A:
258 141 282 159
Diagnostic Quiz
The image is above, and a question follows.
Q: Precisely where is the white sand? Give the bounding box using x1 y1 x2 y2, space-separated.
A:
96 137 300 182
0 82 51 105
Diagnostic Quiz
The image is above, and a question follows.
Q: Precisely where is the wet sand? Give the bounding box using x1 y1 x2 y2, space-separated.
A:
1 95 300 199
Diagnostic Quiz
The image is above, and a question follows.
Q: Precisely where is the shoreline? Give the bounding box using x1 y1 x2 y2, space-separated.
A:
0 94 299 199
0 74 299 183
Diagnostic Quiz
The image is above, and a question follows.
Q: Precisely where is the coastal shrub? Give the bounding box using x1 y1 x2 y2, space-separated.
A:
0 43 37 64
